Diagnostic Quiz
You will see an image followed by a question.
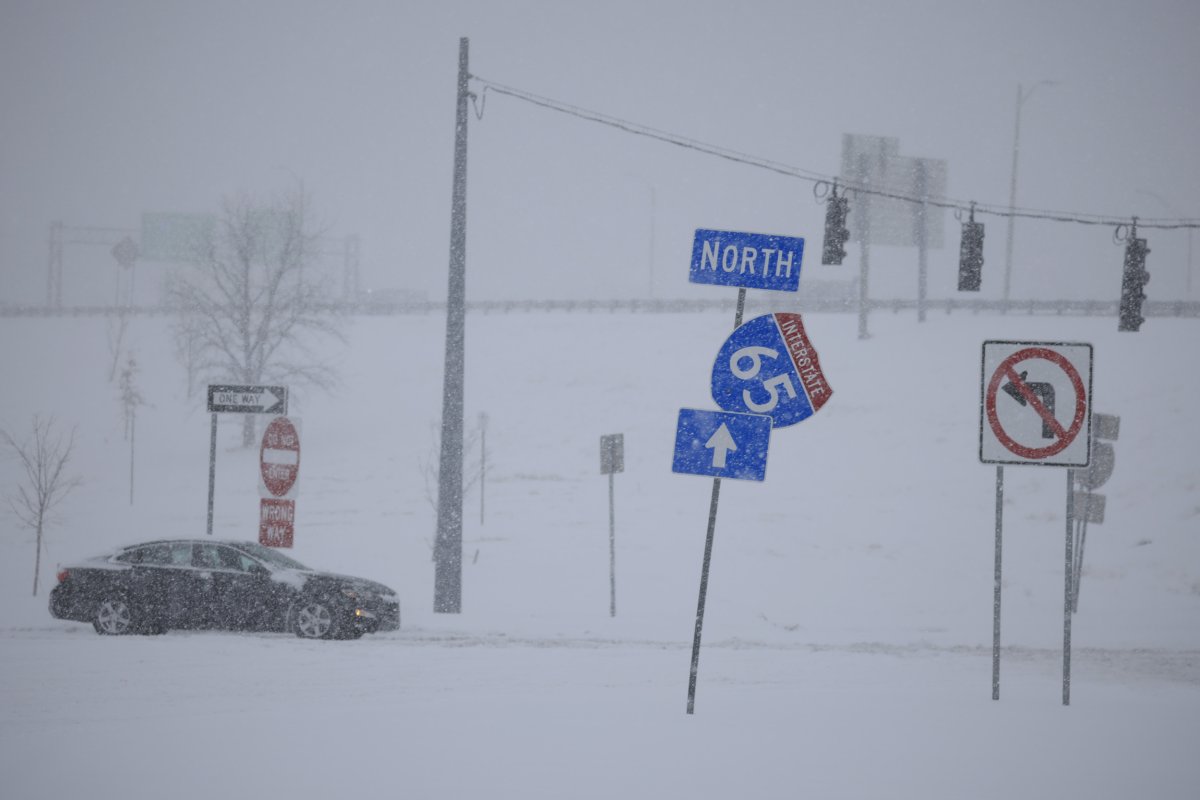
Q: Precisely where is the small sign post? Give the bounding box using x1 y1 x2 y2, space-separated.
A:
600 434 624 617
205 384 288 537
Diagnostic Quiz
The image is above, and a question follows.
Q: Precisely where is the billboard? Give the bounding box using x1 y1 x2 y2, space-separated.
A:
140 212 216 262
839 134 947 249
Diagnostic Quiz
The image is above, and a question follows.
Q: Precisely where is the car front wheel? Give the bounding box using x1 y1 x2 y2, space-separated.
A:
94 598 134 635
293 599 339 640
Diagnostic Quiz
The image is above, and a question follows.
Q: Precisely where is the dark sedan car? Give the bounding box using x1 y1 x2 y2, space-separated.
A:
50 539 399 640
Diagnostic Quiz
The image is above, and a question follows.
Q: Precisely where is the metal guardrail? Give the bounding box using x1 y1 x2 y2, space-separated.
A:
2 297 1198 319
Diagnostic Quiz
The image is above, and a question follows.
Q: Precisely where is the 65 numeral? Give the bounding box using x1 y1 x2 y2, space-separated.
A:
729 346 796 413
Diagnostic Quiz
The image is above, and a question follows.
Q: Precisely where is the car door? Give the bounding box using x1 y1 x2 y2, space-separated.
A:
119 542 198 628
120 543 174 624
162 542 209 628
193 543 270 630
223 549 280 630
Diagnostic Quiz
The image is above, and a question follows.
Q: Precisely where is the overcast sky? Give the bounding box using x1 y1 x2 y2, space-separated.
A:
2 0 1197 305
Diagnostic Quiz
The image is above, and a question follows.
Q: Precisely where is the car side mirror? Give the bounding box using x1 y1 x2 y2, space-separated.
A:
249 564 271 577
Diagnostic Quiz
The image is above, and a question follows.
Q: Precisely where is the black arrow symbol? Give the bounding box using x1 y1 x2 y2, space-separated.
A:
1002 371 1057 439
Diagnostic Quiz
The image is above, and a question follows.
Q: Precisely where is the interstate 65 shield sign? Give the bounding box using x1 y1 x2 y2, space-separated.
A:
711 313 832 427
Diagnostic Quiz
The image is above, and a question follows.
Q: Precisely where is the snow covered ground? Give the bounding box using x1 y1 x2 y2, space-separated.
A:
2 306 1198 799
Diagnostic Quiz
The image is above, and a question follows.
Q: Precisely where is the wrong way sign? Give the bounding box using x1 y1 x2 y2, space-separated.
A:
980 341 1093 467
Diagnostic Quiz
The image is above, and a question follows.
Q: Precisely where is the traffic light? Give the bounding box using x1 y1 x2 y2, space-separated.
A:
821 188 850 265
957 206 984 291
1118 234 1150 332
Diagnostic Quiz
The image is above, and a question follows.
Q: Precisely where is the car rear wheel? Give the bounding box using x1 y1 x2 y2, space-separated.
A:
94 598 134 635
293 599 339 639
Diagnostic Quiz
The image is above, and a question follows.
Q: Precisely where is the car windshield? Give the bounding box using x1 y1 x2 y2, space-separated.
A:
232 542 310 571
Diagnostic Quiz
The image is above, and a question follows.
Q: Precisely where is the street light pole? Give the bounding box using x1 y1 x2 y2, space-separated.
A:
1002 81 1056 311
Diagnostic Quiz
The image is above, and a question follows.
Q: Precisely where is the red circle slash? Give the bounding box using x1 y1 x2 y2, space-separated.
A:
985 347 1086 460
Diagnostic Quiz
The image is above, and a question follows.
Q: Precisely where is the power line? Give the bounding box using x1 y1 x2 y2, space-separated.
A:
473 77 825 180
471 76 1200 232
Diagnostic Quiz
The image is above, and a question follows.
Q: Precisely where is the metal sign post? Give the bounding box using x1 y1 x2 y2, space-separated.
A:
683 287 748 716
1063 472 1075 705
600 434 624 618
689 474 721 715
205 384 288 536
207 412 218 536
992 465 1004 700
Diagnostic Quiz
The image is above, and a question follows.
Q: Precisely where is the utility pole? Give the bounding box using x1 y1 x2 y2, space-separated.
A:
434 37 470 614
47 221 63 308
916 160 929 323
1002 81 1056 311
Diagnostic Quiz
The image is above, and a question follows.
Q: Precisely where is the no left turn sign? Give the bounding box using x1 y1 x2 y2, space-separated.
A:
980 341 1093 467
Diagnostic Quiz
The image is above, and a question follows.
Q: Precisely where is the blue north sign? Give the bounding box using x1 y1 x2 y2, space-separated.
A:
689 229 805 293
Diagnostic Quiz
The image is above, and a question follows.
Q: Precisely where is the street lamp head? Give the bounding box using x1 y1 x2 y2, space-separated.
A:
1020 79 1060 105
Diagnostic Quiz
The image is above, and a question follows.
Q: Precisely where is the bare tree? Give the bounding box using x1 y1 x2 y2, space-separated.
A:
106 313 129 383
419 417 488 560
2 417 82 596
166 188 344 445
118 354 147 504
118 353 146 442
168 304 206 400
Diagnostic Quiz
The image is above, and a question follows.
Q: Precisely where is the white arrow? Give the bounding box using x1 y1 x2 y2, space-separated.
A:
260 388 283 410
705 423 738 469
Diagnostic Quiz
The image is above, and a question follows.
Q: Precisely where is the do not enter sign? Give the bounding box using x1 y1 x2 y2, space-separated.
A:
260 417 300 498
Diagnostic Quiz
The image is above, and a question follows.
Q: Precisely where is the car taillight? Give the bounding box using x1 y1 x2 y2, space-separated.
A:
56 568 70 583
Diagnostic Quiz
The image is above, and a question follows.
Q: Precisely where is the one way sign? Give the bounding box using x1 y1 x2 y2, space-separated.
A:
672 409 771 481
207 384 288 415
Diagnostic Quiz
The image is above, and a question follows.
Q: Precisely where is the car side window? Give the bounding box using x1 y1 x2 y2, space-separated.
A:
169 543 193 566
217 546 247 571
114 549 140 564
194 544 224 570
122 544 172 565
235 553 260 573
194 544 247 571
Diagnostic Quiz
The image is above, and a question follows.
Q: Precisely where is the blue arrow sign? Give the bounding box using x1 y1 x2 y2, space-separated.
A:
689 229 805 292
711 313 833 428
672 408 771 481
